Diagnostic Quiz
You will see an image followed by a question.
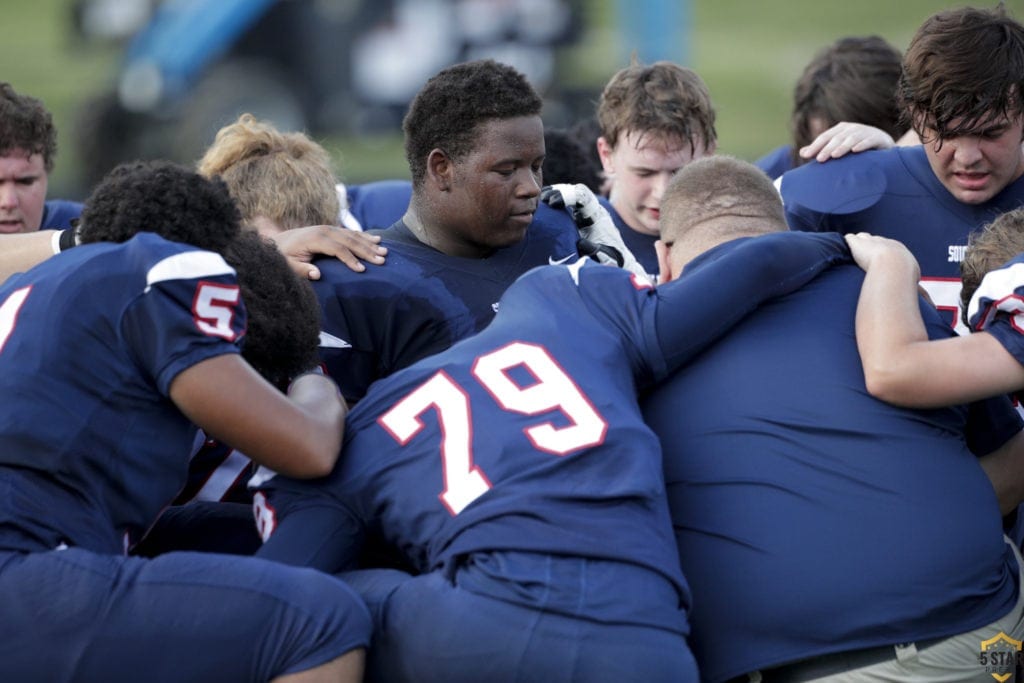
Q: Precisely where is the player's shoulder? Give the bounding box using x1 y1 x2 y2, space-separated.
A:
754 144 794 180
344 179 413 231
780 147 912 215
40 199 84 230
65 233 228 285
527 202 579 241
512 260 650 305
118 232 234 283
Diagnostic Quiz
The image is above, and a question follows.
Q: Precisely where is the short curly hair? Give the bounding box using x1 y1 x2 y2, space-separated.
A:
78 160 242 255
402 59 543 187
197 113 340 230
223 230 321 387
960 208 1024 327
899 4 1024 141
597 60 717 156
0 82 57 172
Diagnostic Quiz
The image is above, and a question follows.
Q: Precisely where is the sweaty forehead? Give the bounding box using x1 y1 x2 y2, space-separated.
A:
471 116 545 159
0 149 45 176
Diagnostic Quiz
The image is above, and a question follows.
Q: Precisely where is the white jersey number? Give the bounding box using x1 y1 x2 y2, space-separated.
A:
193 283 242 340
920 277 967 335
378 341 608 515
0 286 31 355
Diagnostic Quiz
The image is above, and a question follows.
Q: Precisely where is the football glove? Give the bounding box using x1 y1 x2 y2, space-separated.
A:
540 183 652 284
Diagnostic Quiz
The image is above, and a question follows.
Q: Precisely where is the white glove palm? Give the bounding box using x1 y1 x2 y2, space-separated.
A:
540 183 652 285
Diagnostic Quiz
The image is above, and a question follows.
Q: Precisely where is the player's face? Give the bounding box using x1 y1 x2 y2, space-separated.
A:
442 115 545 258
600 131 713 236
922 112 1024 205
0 149 47 234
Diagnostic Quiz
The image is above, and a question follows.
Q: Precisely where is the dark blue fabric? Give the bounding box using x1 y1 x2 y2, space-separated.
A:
39 199 83 231
754 143 795 179
0 234 244 554
601 196 661 276
0 548 370 682
644 253 1022 683
346 179 411 231
313 208 579 404
256 231 850 648
780 146 1024 328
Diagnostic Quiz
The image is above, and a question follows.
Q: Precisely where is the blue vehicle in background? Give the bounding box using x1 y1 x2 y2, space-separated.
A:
72 0 585 189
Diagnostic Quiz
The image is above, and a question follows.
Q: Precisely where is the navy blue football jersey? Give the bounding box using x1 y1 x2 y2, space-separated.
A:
341 179 412 231
644 244 1023 682
0 233 246 555
39 199 83 231
255 231 850 631
780 146 1024 331
313 208 580 404
754 143 795 180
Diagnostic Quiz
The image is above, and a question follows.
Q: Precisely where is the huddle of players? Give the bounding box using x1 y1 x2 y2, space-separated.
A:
4 3 1024 682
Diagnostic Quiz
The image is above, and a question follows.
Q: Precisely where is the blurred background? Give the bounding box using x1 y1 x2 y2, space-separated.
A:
1 0 994 201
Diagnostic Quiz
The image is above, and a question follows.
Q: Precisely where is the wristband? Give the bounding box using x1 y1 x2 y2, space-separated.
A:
59 228 79 252
53 227 79 254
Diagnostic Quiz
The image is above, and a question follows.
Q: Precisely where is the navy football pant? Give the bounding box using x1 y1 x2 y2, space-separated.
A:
342 552 699 682
0 547 371 682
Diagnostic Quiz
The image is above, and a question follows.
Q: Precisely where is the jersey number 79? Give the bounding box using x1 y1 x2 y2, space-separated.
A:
378 341 609 515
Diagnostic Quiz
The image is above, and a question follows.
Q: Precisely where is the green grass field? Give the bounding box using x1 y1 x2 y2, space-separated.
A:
0 0 994 199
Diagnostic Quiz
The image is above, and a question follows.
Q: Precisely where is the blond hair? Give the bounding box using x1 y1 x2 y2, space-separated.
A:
197 113 340 230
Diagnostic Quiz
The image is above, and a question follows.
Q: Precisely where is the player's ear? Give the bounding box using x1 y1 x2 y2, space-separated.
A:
655 239 674 283
596 136 615 175
426 149 453 192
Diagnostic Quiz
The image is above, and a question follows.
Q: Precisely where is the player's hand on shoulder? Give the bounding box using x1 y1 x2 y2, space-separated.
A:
800 122 895 163
541 183 653 285
844 232 920 278
268 225 388 280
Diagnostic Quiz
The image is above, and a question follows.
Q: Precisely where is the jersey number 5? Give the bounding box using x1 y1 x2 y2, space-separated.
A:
0 281 241 356
378 341 608 515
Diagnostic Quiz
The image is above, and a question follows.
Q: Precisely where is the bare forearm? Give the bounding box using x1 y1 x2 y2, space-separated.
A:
0 230 58 283
171 356 346 479
855 250 929 396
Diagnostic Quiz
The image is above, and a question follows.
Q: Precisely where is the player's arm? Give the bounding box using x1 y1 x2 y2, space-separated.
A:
654 231 851 373
847 232 1024 407
268 224 387 281
170 358 345 478
0 230 63 283
798 122 895 163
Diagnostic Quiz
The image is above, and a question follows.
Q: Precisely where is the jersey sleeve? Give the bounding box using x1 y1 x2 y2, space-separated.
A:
966 258 1024 369
780 154 889 233
121 251 245 396
314 263 466 403
652 231 851 378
